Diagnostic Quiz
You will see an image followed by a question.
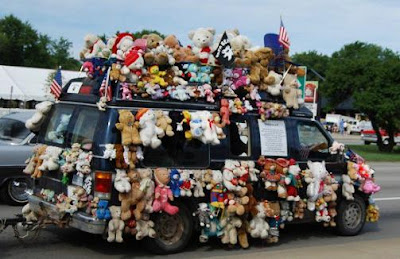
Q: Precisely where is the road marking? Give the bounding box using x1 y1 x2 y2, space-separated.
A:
374 197 400 201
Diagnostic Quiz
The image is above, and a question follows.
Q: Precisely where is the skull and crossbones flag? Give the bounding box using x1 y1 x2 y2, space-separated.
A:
213 31 235 67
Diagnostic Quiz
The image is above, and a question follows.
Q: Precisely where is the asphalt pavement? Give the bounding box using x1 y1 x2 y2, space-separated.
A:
0 162 399 258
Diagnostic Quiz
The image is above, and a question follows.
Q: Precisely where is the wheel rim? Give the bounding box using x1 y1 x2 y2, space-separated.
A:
8 178 31 203
155 212 184 245
344 203 362 229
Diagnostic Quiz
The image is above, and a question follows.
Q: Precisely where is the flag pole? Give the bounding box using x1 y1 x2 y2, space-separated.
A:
279 64 292 85
104 67 111 101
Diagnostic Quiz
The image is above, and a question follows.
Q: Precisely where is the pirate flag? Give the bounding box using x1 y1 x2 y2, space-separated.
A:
213 31 234 67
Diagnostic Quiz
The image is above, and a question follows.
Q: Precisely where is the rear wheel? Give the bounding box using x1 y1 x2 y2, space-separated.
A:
336 194 366 236
146 203 193 254
0 178 32 206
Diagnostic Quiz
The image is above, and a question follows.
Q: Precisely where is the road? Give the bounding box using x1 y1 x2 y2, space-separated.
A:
330 132 364 145
1 162 399 258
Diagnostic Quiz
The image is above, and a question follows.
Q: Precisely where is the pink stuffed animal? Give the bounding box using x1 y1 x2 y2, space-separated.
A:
362 178 381 194
232 68 250 90
120 82 132 100
152 168 179 215
82 61 94 78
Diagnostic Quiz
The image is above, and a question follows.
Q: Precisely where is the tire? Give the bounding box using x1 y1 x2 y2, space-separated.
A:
0 178 32 206
145 203 193 254
364 141 371 145
336 194 366 236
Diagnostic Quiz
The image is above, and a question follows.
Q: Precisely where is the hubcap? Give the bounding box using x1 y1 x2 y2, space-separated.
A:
9 179 30 202
344 203 362 229
155 213 184 245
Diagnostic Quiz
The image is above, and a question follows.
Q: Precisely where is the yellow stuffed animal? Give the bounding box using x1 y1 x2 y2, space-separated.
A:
149 65 168 87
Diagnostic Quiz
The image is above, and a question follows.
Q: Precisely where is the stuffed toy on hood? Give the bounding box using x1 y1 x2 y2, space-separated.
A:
188 27 216 65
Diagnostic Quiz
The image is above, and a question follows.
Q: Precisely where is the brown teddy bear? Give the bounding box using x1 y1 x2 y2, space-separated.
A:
163 34 199 63
114 144 128 169
128 145 138 169
109 63 127 82
142 33 169 65
155 110 174 137
248 48 275 91
324 201 337 227
294 199 307 219
266 201 281 243
30 145 48 178
347 161 359 180
220 208 242 246
119 170 146 221
234 50 257 68
115 110 141 146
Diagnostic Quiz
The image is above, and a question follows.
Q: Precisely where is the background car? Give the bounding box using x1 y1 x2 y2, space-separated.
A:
0 111 35 205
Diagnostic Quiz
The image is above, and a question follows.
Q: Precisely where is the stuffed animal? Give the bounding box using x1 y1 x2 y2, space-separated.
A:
114 169 131 193
80 34 107 59
138 168 155 213
220 209 242 246
120 49 146 84
232 68 250 90
206 170 227 209
103 144 116 160
199 212 223 243
142 33 169 65
180 170 194 197
193 170 205 197
366 203 380 222
315 197 331 223
152 168 179 215
188 27 216 65
260 159 281 191
110 63 127 82
323 175 339 203
248 202 270 239
155 110 174 137
152 42 175 65
111 33 135 60
220 99 231 125
266 201 281 243
168 85 190 101
279 201 294 228
265 70 283 96
24 144 46 176
169 169 182 197
329 141 345 155
285 161 301 201
136 108 164 149
135 219 156 240
223 160 245 194
40 188 55 203
38 146 62 172
173 45 199 63
22 203 39 222
306 161 329 211
76 151 93 176
342 174 355 200
72 186 89 209
282 73 302 109
119 170 146 221
96 96 107 111
96 200 111 220
193 203 213 228
25 101 53 131
212 113 226 139
361 178 381 194
171 66 188 86
107 206 125 243
114 144 128 169
226 193 248 217
148 65 168 87
294 199 307 219
115 109 141 146
119 82 132 100
249 48 274 90
324 201 337 227
347 161 359 180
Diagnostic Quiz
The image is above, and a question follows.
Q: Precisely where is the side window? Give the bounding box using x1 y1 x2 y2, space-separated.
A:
296 121 330 161
44 106 74 145
70 108 100 149
229 119 251 157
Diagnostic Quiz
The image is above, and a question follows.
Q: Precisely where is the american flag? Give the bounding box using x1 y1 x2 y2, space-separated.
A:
346 149 365 164
99 68 112 101
278 17 290 49
50 68 62 99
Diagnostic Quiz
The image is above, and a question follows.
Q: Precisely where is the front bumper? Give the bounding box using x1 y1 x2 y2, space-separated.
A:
28 195 106 234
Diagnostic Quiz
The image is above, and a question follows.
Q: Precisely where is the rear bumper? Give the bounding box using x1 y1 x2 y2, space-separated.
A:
28 195 106 234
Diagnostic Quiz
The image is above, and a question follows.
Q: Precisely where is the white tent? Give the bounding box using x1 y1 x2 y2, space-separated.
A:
0 65 82 101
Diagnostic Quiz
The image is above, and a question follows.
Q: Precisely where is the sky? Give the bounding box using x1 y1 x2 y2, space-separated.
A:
1 0 399 60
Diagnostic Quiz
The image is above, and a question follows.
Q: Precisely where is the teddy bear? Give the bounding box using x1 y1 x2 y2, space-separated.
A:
38 146 62 172
329 141 345 155
119 169 146 221
152 42 175 65
188 27 216 65
366 203 380 222
204 83 217 103
114 144 128 169
223 160 245 194
136 108 164 149
347 161 359 180
197 111 220 145
120 49 146 84
361 178 381 194
259 159 281 191
248 202 270 239
173 45 199 63
324 201 337 227
72 186 89 209
226 192 249 217
306 160 329 211
107 206 125 243
25 101 53 131
234 49 257 68
232 68 250 90
23 144 46 175
115 109 141 146
266 201 282 243
279 201 294 229
103 144 116 161
206 170 227 210
79 34 107 59
40 188 55 203
171 66 188 86
152 168 179 215
211 113 226 139
323 175 339 203
248 48 273 89
282 73 302 109
120 82 133 100
114 169 131 193
294 199 307 219
342 174 355 200
220 209 242 246
154 110 174 137
315 197 331 223
285 161 301 201
219 99 231 126
109 63 127 82
111 33 135 60
60 143 81 174
148 65 168 87
96 96 108 112
179 170 195 197
265 70 283 96
137 168 155 213
193 170 206 197
76 151 93 176
135 219 156 240
96 200 111 220
230 35 252 54
142 33 170 65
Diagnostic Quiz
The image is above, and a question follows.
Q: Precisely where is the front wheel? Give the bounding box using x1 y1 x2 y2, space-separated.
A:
0 178 32 206
145 203 193 254
336 194 366 236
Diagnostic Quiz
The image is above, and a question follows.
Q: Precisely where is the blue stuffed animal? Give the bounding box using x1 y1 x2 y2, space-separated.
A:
169 169 182 197
96 200 111 220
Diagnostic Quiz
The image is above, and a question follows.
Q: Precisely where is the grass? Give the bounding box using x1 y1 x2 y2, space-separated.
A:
347 145 400 162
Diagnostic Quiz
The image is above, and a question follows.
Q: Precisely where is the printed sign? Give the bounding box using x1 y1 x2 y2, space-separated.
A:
67 82 83 93
258 120 288 157
213 31 234 67
305 81 318 103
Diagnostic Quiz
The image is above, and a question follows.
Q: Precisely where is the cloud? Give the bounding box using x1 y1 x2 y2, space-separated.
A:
1 0 399 60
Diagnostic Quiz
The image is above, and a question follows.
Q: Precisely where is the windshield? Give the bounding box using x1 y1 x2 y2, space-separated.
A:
0 118 30 143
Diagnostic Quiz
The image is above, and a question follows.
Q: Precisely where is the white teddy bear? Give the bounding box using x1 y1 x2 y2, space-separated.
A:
111 33 135 60
120 49 146 83
137 109 164 149
306 161 328 211
103 144 116 160
38 146 63 171
188 27 216 65
25 101 53 131
223 160 242 193
249 202 269 239
266 70 283 96
342 174 355 200
135 219 156 240
114 169 131 193
180 170 195 197
80 34 106 59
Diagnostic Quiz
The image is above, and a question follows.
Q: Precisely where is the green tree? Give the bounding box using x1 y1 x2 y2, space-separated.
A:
324 42 400 152
292 51 330 82
50 37 81 70
113 29 165 39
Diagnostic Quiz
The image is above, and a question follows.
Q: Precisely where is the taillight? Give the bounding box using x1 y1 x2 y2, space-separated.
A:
94 171 113 200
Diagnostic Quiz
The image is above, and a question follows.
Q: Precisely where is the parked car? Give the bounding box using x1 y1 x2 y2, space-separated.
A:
0 111 35 205
361 129 400 145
